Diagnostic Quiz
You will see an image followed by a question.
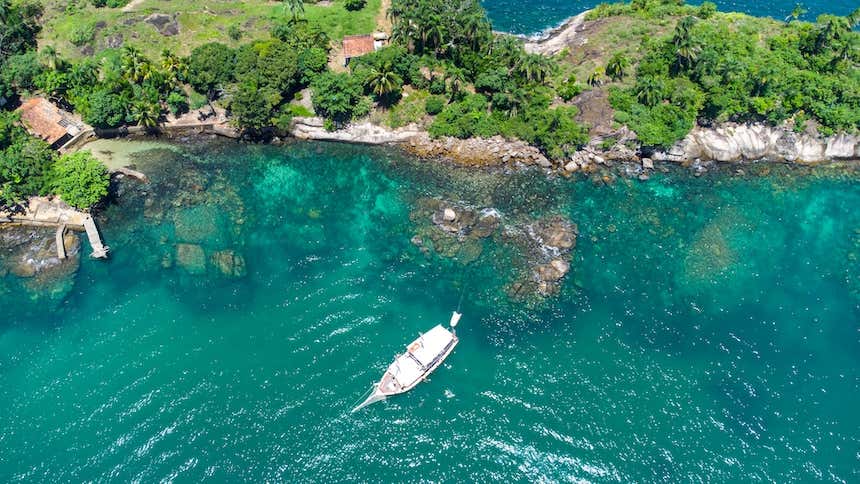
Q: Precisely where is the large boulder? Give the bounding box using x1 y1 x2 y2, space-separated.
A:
653 123 860 164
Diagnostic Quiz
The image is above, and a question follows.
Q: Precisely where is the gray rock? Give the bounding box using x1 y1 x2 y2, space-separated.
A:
145 13 180 36
652 123 860 164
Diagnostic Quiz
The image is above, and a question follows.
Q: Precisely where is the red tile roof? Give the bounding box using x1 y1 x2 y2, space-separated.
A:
17 97 69 145
343 34 375 59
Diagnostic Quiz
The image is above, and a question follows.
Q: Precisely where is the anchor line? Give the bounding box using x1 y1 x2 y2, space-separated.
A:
348 384 375 411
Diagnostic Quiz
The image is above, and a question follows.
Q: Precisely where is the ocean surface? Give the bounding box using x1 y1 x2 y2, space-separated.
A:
482 0 858 36
1 139 858 481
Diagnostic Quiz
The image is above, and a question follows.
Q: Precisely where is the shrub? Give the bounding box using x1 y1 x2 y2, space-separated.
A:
353 96 373 118
0 134 55 205
429 78 447 95
69 23 96 46
428 94 496 139
698 2 717 19
0 51 44 91
228 24 243 41
474 69 509 93
311 72 363 122
298 47 329 83
52 151 109 209
424 95 445 115
82 90 126 128
557 76 583 101
166 91 189 115
344 0 367 11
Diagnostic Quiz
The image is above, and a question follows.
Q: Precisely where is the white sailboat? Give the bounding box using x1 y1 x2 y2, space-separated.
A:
351 312 461 412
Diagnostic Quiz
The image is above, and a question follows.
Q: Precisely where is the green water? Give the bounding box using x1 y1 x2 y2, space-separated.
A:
1 140 858 481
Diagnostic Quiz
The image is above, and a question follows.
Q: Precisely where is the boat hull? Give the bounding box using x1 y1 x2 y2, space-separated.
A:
352 325 458 412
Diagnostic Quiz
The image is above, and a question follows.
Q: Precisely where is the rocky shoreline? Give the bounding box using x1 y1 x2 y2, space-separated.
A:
284 116 860 173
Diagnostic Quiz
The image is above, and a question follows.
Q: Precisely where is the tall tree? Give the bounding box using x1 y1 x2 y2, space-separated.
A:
606 52 630 81
366 63 402 105
673 16 700 71
515 53 554 83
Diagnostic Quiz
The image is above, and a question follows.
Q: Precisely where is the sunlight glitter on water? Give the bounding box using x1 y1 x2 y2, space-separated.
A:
1 140 858 481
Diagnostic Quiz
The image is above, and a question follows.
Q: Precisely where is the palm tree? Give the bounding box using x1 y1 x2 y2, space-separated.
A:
673 16 700 71
605 52 629 81
515 53 554 83
130 99 160 128
281 0 304 22
636 76 665 106
366 64 402 105
445 67 467 102
587 66 605 87
120 46 149 84
40 45 64 71
674 16 696 44
160 49 187 83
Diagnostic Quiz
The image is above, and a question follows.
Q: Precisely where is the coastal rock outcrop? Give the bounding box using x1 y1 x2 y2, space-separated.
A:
652 124 860 164
0 226 80 301
405 134 551 167
412 198 577 300
291 117 422 144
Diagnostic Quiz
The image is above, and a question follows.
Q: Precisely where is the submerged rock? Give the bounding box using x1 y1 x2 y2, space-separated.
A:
412 198 577 300
0 226 80 301
210 249 247 277
176 243 206 274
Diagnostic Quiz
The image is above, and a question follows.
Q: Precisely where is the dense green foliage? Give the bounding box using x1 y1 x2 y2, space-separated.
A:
52 150 109 209
344 0 366 12
311 72 364 123
606 3 860 146
377 0 590 157
390 0 492 57
0 113 108 208
424 95 445 115
0 0 110 208
187 43 236 96
0 112 54 205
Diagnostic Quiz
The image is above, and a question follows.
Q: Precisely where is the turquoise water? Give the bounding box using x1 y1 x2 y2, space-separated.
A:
1 140 859 481
484 0 858 35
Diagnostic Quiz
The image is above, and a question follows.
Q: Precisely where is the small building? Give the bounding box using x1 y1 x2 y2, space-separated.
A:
16 97 83 149
342 34 376 66
372 31 389 50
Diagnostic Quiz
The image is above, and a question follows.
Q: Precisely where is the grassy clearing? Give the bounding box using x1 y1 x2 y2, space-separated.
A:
39 0 383 59
562 10 788 87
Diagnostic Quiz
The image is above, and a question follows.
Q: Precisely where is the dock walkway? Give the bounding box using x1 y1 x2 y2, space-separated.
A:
0 197 109 259
56 225 67 259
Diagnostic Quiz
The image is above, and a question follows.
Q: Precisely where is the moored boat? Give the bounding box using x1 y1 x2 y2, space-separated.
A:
351 312 461 412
